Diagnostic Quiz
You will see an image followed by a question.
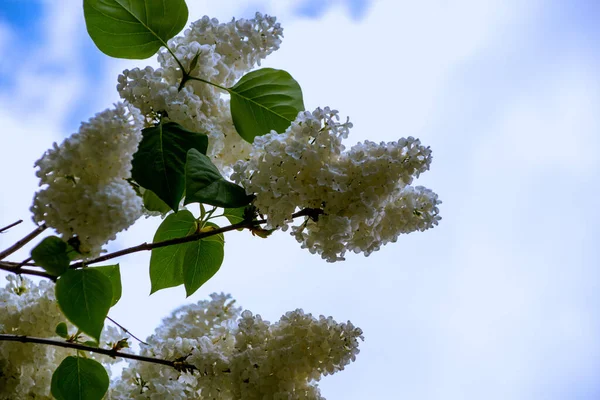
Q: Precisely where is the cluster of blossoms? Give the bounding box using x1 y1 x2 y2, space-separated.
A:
110 293 363 399
31 103 144 255
9 7 443 400
0 278 361 399
11 8 441 400
0 277 124 399
31 12 440 260
231 107 441 261
117 13 283 173
32 13 284 255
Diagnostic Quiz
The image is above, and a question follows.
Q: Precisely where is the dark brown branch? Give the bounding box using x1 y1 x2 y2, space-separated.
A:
15 268 56 281
18 257 33 267
0 262 56 281
70 208 321 269
71 220 251 268
0 219 23 233
8 257 34 275
107 316 148 345
0 208 322 280
0 334 195 371
0 224 47 260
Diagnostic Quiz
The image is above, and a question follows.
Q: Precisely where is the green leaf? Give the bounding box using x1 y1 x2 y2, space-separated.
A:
51 356 109 400
55 269 113 342
142 189 171 214
183 224 224 297
188 51 201 73
93 265 122 307
184 149 253 208
150 210 197 294
229 68 305 143
223 206 249 231
30 236 71 276
132 122 208 211
55 322 69 339
83 0 188 59
112 338 130 351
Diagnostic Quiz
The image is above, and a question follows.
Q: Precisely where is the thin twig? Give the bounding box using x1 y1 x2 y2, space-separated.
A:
0 209 322 279
0 224 47 260
107 316 149 345
10 257 34 274
0 334 196 370
1 260 38 267
18 257 33 266
0 219 23 233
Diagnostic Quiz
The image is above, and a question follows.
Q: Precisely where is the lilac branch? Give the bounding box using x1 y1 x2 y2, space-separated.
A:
0 208 322 279
0 262 56 281
0 334 196 371
0 224 47 260
0 219 23 233
107 316 148 346
70 208 321 269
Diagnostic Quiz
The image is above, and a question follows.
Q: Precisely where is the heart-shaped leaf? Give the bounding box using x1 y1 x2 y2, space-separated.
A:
83 0 188 59
132 122 208 211
182 223 225 297
229 68 304 143
51 356 109 400
149 210 197 294
55 269 113 342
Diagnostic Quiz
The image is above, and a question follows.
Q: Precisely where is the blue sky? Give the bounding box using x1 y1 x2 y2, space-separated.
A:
294 0 370 19
1 0 599 399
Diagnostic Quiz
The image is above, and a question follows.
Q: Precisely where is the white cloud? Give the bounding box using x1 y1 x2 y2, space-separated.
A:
0 0 89 256
426 47 600 400
1 0 87 122
477 60 600 175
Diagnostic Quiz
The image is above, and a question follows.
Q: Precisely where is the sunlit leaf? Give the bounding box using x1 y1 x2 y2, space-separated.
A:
83 0 188 59
230 68 304 142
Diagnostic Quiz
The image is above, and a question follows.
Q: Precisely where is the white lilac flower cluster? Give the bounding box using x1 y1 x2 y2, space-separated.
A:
0 276 123 400
31 13 283 255
231 107 442 261
109 293 363 399
117 12 283 173
31 103 144 256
